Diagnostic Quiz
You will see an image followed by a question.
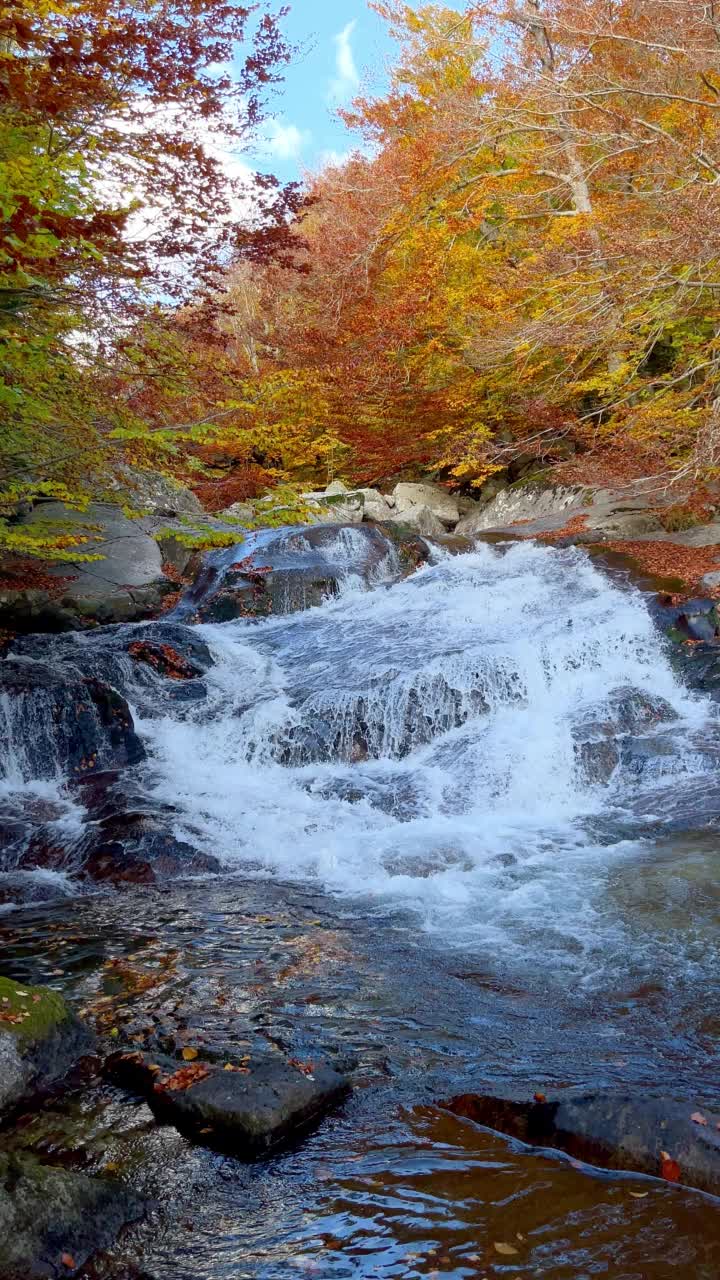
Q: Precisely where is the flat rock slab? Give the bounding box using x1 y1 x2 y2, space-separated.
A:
107 1049 351 1157
442 1090 720 1196
0 1151 143 1280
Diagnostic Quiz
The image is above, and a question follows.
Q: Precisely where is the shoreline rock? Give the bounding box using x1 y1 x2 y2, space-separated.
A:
107 1048 351 1158
0 976 95 1118
442 1090 720 1197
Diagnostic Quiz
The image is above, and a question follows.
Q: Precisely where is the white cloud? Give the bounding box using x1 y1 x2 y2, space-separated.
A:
328 20 360 103
261 119 311 160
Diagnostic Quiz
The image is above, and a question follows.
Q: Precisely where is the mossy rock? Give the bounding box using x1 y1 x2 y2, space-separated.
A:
0 976 94 1117
0 1150 143 1280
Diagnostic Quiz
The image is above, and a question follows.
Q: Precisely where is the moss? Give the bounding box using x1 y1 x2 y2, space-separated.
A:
0 975 68 1042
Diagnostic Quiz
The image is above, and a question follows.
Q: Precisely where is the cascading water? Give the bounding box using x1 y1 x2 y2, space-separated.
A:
121 538 718 980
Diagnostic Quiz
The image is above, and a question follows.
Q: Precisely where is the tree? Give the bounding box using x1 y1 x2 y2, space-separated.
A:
0 0 297 556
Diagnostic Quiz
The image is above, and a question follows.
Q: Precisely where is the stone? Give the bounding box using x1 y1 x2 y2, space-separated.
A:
700 570 720 591
0 976 94 1117
441 1090 720 1197
358 488 392 521
107 1049 351 1157
0 1151 143 1280
324 480 350 496
455 483 585 534
176 523 410 624
113 465 204 518
78 814 220 886
0 501 179 631
388 505 445 537
0 660 145 782
392 482 460 529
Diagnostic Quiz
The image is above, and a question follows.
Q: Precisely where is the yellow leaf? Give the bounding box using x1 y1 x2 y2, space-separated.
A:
494 1242 519 1256
182 1047 199 1061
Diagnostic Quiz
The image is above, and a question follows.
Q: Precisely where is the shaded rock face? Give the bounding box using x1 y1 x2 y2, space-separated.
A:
0 1151 143 1280
107 1048 351 1158
174 523 427 625
456 483 585 535
0 976 95 1117
441 1090 720 1197
0 660 145 783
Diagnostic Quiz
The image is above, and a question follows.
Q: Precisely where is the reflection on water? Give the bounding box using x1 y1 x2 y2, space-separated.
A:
0 878 718 1279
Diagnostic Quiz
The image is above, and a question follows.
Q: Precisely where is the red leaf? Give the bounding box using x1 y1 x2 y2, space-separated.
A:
660 1151 681 1183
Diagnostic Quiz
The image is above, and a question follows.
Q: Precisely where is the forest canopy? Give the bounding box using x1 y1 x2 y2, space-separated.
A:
4 0 720 556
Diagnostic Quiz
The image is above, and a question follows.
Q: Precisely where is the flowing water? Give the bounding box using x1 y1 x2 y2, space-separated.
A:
1 535 719 1277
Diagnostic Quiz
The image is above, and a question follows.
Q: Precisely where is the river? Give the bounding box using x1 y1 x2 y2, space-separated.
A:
1 534 719 1276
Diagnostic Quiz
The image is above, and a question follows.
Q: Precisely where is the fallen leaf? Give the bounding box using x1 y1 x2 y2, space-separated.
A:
494 1242 519 1256
61 1253 76 1269
660 1151 681 1183
690 1111 708 1126
182 1047 199 1061
32 994 41 1004
534 1092 546 1103
629 1191 649 1198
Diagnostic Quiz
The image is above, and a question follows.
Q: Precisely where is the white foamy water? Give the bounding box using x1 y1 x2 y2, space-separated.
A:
134 540 717 968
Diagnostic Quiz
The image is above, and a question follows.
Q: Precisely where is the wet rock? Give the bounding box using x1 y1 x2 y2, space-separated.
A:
127 639 203 680
78 814 220 886
392 482 460 529
178 523 422 624
0 976 94 1117
107 1049 351 1157
674 606 720 643
0 661 145 782
0 872 73 909
0 1150 143 1280
442 1090 720 1196
699 570 720 591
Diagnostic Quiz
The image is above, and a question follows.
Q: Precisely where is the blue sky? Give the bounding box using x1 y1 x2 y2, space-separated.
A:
249 1 464 182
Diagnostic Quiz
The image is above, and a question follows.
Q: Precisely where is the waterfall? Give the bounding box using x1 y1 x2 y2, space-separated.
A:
131 540 717 963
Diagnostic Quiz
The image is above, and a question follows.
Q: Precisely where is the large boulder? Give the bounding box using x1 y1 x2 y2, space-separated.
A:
107 1048 351 1157
456 482 585 534
0 660 145 783
0 976 94 1117
111 465 204 518
0 502 177 631
392 482 460 529
175 523 426 624
442 1090 720 1197
387 505 445 538
0 1151 143 1280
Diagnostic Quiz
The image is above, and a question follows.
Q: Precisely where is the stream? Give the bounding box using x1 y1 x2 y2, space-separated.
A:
1 535 719 1277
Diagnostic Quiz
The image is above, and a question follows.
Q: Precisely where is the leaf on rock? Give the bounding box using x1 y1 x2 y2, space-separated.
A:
494 1242 519 1256
690 1111 708 1126
660 1151 681 1183
182 1047 199 1061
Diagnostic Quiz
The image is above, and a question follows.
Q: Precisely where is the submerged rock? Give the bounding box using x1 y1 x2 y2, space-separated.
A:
107 1048 351 1157
0 1150 143 1280
442 1090 720 1196
0 976 94 1117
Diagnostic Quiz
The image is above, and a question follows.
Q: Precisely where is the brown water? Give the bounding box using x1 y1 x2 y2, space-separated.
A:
1 874 718 1280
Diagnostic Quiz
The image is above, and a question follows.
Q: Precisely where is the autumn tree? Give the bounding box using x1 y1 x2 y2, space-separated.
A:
0 0 297 556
